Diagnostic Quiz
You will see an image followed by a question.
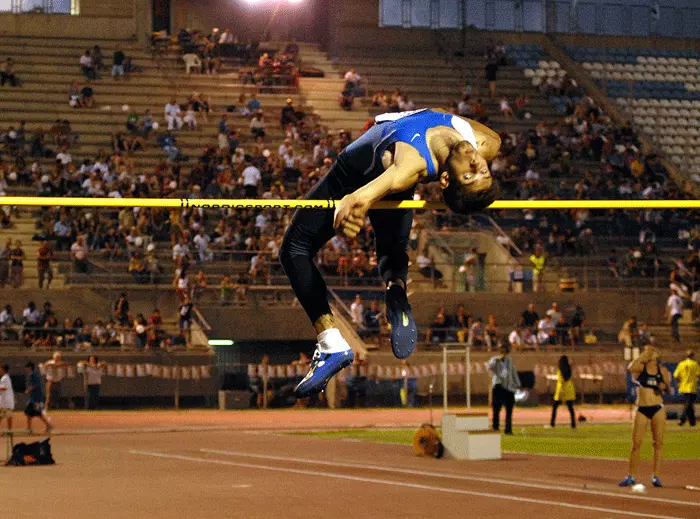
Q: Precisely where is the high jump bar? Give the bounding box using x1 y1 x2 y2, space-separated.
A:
0 197 699 210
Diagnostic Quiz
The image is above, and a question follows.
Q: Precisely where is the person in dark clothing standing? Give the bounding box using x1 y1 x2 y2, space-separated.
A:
37 241 54 289
179 295 194 347
24 362 53 433
487 344 520 434
484 59 498 98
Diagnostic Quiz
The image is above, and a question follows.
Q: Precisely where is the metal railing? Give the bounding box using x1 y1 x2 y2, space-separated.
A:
45 251 680 293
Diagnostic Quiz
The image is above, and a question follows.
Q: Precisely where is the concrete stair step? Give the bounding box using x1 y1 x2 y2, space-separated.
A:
0 84 299 102
0 36 143 52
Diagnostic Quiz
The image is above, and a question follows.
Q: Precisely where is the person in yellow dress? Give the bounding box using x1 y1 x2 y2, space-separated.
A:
674 349 699 427
529 246 546 292
619 345 671 488
550 355 576 428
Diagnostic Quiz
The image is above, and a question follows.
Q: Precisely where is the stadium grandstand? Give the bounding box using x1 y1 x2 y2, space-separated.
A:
0 0 699 516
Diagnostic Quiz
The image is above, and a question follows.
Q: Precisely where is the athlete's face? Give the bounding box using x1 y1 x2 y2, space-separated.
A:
443 141 493 193
440 141 499 214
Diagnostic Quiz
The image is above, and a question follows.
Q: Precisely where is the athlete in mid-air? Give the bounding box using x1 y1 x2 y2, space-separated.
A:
279 109 502 397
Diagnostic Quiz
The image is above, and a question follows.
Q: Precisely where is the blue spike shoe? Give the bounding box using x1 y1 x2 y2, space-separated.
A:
651 476 663 488
619 476 636 487
294 347 354 398
385 283 417 359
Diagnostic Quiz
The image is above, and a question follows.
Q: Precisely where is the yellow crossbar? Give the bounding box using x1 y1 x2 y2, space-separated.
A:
1 197 698 210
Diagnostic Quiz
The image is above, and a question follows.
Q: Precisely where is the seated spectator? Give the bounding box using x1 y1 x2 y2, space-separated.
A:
249 253 269 285
1 57 18 87
201 42 220 74
555 315 571 346
485 314 498 350
570 305 585 344
157 132 180 161
508 326 522 351
91 45 104 70
61 318 77 348
514 94 530 119
192 270 207 301
80 50 97 80
457 95 472 116
468 317 491 350
128 254 149 283
250 111 265 138
70 234 90 273
112 46 126 79
280 98 299 129
340 88 353 111
0 304 19 340
363 301 380 335
80 84 95 108
190 93 209 123
183 104 198 130
398 95 415 111
75 325 92 350
247 93 261 113
426 306 450 343
472 98 488 122
68 80 81 107
416 249 443 286
546 302 562 323
537 314 557 347
520 302 539 331
607 249 620 278
371 90 389 108
165 99 183 131
344 68 361 92
499 97 514 119
141 109 154 136
454 304 472 342
91 319 109 347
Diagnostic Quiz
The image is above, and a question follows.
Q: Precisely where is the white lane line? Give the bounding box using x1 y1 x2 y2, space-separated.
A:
129 450 684 519
503 450 627 462
201 449 699 508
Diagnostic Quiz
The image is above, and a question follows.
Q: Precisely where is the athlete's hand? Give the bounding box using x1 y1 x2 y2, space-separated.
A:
334 195 370 239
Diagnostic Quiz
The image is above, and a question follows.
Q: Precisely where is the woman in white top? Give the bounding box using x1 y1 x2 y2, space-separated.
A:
0 363 15 431
78 356 107 410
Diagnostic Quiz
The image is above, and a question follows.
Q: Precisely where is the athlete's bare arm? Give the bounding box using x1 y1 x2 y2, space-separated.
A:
628 357 646 378
660 365 671 392
333 142 427 239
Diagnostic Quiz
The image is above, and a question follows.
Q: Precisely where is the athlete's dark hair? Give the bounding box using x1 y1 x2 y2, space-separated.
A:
559 355 572 382
443 178 500 214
